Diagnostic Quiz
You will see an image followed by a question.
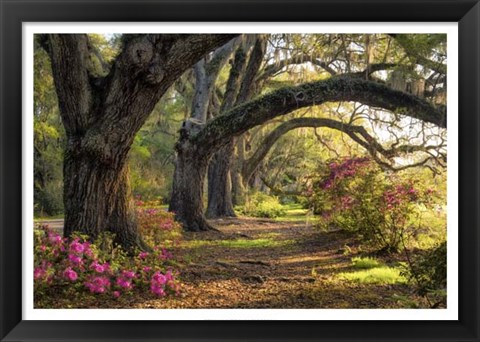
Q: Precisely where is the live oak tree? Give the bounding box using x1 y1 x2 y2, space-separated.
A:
169 35 267 221
41 34 236 249
206 35 266 218
172 34 445 226
169 74 446 231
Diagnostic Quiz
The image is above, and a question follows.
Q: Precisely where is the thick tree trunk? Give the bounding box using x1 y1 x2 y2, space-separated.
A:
169 141 213 231
231 169 247 206
231 135 247 206
62 145 148 250
45 34 237 247
206 141 236 218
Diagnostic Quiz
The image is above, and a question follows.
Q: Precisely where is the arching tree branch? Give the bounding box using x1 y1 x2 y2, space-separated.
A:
47 34 237 167
236 35 268 104
241 116 445 183
191 37 240 122
260 176 303 196
194 76 446 157
257 54 337 81
47 34 94 135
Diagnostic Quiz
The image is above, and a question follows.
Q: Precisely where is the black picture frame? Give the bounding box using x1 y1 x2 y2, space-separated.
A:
1 0 479 341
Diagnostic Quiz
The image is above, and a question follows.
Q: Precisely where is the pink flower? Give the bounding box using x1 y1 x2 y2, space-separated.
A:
150 284 165 297
70 241 84 254
159 220 174 230
113 291 121 298
158 248 173 260
63 267 78 281
143 266 152 273
152 272 167 285
139 252 149 259
48 234 63 245
83 242 93 257
34 267 45 280
84 276 110 293
122 270 135 279
91 262 105 273
116 277 132 289
68 254 82 265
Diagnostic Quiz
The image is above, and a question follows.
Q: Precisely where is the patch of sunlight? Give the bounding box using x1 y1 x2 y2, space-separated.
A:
256 232 281 239
338 266 407 285
218 238 293 248
278 255 327 264
181 240 216 248
183 238 293 249
351 256 382 269
273 205 321 223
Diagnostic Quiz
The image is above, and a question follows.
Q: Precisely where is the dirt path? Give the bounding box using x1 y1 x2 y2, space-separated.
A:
133 217 414 309
35 219 64 232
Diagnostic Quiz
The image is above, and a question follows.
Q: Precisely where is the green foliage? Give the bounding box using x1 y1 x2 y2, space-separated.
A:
239 192 287 218
129 87 190 201
339 266 407 285
339 257 406 284
402 241 447 295
351 256 382 269
34 40 65 216
308 157 442 252
35 181 64 216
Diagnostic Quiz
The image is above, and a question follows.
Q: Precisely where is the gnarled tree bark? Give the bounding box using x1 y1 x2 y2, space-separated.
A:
205 36 267 218
45 34 237 248
170 38 246 225
169 139 212 231
205 140 236 218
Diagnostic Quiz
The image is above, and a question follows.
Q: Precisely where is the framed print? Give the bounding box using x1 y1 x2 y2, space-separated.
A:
1 0 479 341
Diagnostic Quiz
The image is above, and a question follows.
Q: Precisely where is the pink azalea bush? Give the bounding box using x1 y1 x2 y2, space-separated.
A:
308 157 437 252
34 226 181 301
135 197 182 246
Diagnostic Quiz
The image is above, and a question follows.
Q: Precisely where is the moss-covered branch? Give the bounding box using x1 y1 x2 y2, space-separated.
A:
389 34 447 75
194 76 446 154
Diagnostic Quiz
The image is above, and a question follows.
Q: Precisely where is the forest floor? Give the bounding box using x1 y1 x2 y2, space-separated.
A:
117 217 424 309
37 215 430 309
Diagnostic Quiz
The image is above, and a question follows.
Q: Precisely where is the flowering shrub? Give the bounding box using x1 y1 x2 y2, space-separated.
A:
34 226 181 301
135 198 182 246
308 157 437 252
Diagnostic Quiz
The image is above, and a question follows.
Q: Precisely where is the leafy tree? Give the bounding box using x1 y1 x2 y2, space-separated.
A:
34 41 64 216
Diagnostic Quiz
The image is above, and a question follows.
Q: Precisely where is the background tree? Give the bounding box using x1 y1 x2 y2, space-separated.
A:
169 70 445 231
169 34 446 230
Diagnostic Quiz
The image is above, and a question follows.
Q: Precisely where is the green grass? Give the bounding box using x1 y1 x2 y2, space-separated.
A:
273 203 321 223
338 266 407 285
183 238 293 249
34 214 65 221
351 257 382 269
337 257 407 284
